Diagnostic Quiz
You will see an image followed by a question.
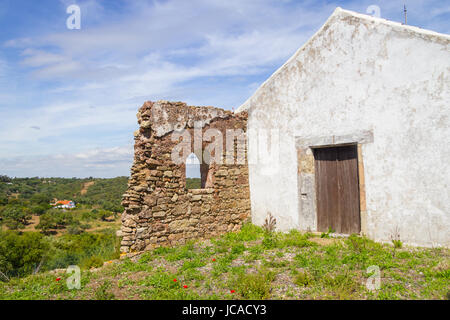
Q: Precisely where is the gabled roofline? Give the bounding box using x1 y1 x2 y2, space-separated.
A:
236 7 450 113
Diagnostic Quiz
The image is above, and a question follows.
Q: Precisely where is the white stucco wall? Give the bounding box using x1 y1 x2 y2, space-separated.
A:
239 8 450 247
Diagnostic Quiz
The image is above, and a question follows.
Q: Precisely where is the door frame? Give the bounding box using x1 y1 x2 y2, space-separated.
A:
295 130 372 235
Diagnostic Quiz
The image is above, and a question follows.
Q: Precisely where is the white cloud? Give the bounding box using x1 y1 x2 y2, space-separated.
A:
21 49 67 67
0 146 133 178
1 0 448 177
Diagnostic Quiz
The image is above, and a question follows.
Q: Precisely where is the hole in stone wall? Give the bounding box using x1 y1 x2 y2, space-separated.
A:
186 153 202 189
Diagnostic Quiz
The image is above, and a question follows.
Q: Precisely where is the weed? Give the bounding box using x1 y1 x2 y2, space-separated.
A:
294 271 313 287
392 240 403 249
223 223 264 242
320 227 334 238
138 252 154 263
231 243 246 255
262 213 276 233
277 230 316 248
94 280 115 300
262 232 277 249
180 258 206 271
320 271 360 299
182 268 205 282
165 242 197 261
139 269 201 300
232 269 275 299
117 278 134 289
81 256 104 269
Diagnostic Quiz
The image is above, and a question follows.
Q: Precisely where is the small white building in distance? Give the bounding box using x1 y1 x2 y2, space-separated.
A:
237 8 450 247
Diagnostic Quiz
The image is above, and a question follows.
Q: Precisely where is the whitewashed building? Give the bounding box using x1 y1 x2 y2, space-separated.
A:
237 8 450 247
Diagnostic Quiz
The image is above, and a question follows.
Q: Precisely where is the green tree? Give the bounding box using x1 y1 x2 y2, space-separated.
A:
36 210 74 234
0 205 31 230
30 194 51 206
35 213 57 235
31 204 50 216
102 201 122 213
0 196 8 206
98 210 113 221
0 175 11 183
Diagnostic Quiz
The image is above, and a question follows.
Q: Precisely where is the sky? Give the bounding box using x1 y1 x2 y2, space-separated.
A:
0 0 448 178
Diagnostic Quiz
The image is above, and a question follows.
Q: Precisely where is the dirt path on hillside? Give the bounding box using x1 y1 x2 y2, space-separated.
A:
80 181 95 195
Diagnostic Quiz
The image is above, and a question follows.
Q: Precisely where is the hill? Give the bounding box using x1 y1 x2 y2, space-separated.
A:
0 176 128 280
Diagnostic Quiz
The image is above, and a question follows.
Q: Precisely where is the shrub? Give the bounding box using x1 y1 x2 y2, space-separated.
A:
294 271 313 287
223 223 264 242
43 230 120 272
67 222 87 235
82 256 104 269
233 270 275 299
0 231 49 278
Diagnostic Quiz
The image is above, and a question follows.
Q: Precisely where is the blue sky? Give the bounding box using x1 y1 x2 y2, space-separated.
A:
0 0 448 178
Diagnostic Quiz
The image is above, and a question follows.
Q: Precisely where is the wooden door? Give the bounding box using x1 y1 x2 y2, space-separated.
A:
314 145 360 234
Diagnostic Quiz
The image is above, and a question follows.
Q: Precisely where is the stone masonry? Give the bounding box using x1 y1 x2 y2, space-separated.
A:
119 100 250 253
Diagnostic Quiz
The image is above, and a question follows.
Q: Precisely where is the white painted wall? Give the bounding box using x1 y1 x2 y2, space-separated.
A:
239 8 450 247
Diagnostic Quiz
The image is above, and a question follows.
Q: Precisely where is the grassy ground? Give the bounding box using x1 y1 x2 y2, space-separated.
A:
0 224 448 300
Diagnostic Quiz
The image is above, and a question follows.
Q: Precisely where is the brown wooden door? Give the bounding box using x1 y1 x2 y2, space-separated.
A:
314 145 360 234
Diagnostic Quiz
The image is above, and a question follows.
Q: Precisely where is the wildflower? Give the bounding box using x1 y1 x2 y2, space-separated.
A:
212 258 216 262
56 278 61 282
173 279 177 282
183 285 188 289
230 290 235 293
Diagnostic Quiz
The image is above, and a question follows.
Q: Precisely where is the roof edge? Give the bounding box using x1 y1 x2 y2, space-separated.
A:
236 7 450 113
236 7 343 113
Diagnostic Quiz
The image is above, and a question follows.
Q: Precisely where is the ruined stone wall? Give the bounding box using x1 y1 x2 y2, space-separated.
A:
120 101 250 253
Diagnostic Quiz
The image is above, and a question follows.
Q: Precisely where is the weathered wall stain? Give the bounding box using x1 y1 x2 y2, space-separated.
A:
238 8 450 247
